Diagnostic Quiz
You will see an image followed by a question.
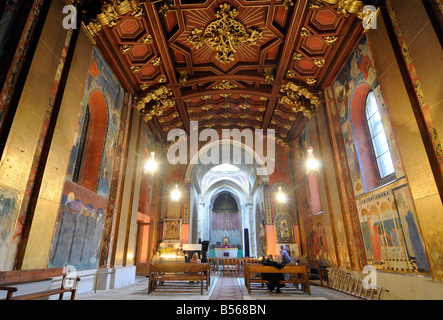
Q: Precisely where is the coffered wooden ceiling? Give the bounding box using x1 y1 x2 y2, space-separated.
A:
89 0 366 144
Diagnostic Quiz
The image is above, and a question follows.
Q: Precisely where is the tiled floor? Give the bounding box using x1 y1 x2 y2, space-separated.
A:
74 276 361 300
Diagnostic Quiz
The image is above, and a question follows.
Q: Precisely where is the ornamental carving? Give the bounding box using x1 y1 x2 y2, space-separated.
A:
188 3 263 64
136 86 175 121
85 0 144 39
280 82 321 119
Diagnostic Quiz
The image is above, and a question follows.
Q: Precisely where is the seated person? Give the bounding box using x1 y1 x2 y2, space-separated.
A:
280 245 293 264
190 252 201 263
261 255 285 293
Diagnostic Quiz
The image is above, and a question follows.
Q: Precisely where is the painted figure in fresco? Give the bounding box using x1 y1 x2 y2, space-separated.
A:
402 201 430 272
280 219 289 239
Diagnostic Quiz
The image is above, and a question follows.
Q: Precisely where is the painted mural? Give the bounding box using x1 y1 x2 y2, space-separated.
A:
211 210 242 247
49 181 107 270
356 185 430 274
50 47 126 270
332 34 404 197
0 187 18 270
67 47 124 199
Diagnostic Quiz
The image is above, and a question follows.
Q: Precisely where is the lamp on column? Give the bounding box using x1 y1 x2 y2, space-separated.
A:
276 187 287 203
306 146 320 175
144 152 158 175
171 184 181 202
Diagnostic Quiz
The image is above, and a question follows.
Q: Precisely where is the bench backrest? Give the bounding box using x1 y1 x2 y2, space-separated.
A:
0 268 65 286
247 264 308 274
150 263 208 273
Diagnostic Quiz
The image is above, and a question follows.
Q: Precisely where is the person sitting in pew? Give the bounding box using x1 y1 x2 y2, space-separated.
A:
261 255 285 293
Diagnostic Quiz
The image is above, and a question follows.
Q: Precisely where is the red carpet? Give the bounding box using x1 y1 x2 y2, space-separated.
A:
210 276 243 300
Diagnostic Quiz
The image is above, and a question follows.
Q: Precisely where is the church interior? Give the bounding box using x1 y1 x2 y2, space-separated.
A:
0 0 442 301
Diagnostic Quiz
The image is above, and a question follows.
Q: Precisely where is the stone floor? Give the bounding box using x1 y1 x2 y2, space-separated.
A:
74 276 362 300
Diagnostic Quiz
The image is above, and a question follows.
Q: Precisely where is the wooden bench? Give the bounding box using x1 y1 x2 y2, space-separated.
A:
0 268 80 300
221 258 240 276
244 264 310 295
306 263 329 286
148 263 210 295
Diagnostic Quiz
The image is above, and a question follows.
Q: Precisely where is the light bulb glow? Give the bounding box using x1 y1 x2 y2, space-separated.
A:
171 185 181 202
277 187 287 203
306 147 320 174
144 152 157 174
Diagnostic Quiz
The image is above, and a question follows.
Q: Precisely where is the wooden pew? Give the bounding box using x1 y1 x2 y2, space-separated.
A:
0 268 80 300
244 264 310 295
221 258 240 276
148 263 210 295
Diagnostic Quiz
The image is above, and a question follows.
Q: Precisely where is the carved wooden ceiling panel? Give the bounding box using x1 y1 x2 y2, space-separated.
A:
88 0 367 145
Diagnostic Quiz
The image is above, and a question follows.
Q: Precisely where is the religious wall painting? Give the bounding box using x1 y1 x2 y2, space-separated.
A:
0 187 18 269
274 213 295 244
356 185 430 274
163 219 181 242
392 185 430 273
310 214 329 264
97 126 117 197
49 181 107 270
341 119 365 196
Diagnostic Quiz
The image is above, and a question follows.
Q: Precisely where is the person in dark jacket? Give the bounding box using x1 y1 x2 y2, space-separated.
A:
261 255 285 293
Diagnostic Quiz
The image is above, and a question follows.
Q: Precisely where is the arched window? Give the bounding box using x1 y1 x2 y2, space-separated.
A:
73 90 108 192
351 84 395 192
364 91 395 180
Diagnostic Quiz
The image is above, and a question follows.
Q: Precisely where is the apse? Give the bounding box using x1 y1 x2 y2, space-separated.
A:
211 192 241 249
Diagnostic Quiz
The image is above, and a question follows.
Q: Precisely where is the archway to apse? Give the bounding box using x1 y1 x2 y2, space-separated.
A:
185 140 270 259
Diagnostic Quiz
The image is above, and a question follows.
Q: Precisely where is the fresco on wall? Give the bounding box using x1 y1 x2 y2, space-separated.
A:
50 47 125 270
49 182 107 270
332 34 405 197
66 47 124 198
310 215 329 264
0 187 18 269
356 185 430 274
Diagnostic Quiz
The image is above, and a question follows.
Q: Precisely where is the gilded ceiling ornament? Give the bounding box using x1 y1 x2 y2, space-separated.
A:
221 103 231 109
159 0 172 16
293 52 303 60
323 0 364 18
159 75 168 83
137 86 175 121
205 123 215 128
271 120 277 125
324 36 338 45
289 116 297 121
222 122 232 127
264 68 274 83
306 78 317 86
172 112 180 118
187 3 263 64
274 109 282 115
284 125 292 131
286 70 297 78
260 97 268 101
140 83 150 90
309 0 324 9
280 133 288 138
258 107 266 112
221 113 232 119
283 0 294 9
151 57 162 66
202 105 213 111
204 115 214 120
239 123 248 127
300 27 313 37
120 44 132 54
85 0 144 39
256 116 263 121
314 59 326 67
280 81 321 119
240 94 252 99
220 93 231 98
240 104 250 110
131 66 141 73
179 71 189 86
142 34 153 44
212 80 238 90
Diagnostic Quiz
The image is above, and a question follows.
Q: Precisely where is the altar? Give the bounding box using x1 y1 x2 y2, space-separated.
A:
214 248 238 258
